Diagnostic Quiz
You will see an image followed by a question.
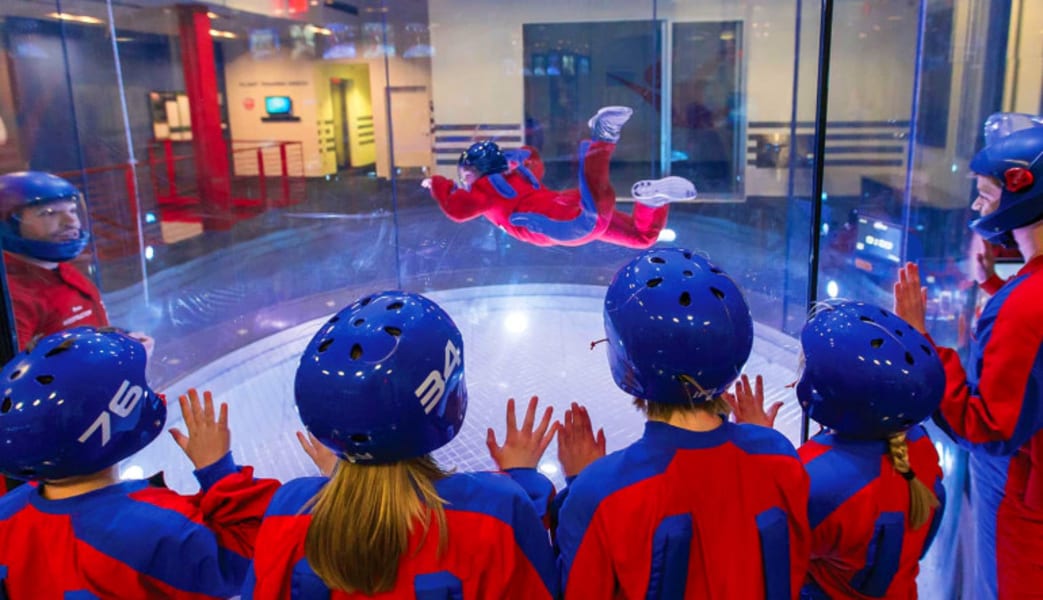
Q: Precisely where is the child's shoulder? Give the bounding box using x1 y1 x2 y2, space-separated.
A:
727 423 800 460
265 476 327 516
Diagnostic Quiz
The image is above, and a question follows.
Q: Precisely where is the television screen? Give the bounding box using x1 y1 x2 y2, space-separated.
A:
854 217 903 264
265 96 292 115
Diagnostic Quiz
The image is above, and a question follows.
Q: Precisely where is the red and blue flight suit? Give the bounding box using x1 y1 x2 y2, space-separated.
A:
795 301 947 599
929 116 1043 599
427 140 670 249
555 248 811 599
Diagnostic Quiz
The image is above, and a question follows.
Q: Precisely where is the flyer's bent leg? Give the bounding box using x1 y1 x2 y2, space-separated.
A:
598 203 670 249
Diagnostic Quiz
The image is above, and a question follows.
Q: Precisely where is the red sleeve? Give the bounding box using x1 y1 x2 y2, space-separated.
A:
11 292 37 350
133 464 280 558
786 458 813 600
935 284 1043 451
428 175 489 222
980 274 1006 296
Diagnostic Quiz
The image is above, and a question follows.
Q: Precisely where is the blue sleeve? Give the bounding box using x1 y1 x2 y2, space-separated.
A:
503 468 554 520
192 452 238 491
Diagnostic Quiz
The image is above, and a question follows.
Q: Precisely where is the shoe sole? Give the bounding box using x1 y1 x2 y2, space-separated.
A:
587 106 634 129
631 176 697 202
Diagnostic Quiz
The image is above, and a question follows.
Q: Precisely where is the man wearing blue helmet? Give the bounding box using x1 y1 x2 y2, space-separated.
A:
0 172 107 348
895 112 1043 599
421 107 698 249
553 248 810 598
0 327 280 597
243 291 559 599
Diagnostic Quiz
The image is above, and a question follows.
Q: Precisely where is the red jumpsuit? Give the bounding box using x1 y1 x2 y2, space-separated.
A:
242 469 558 599
555 421 811 599
932 254 1043 598
428 142 669 249
799 425 945 599
3 251 108 349
0 453 280 598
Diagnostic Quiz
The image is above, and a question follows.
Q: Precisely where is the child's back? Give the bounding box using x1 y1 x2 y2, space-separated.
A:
559 420 808 599
800 426 943 599
245 471 556 599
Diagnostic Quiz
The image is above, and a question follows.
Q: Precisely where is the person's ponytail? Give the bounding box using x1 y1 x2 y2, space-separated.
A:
887 432 940 529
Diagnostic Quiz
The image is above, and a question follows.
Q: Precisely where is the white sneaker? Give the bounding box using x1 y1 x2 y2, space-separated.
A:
588 106 634 143
631 176 698 207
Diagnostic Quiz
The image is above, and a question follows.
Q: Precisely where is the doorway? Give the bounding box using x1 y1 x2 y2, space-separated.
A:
330 78 353 169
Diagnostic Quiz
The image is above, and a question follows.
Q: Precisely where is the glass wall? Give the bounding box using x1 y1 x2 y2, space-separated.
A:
2 0 1037 594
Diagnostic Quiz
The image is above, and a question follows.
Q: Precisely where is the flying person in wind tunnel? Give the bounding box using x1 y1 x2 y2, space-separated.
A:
0 171 154 353
0 327 280 598
242 291 559 599
894 112 1043 600
553 247 811 599
422 106 698 249
729 301 946 599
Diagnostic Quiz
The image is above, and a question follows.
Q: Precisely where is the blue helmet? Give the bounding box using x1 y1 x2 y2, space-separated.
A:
604 248 754 403
969 113 1043 245
0 327 163 481
458 141 508 176
0 171 90 262
797 301 944 439
294 291 467 464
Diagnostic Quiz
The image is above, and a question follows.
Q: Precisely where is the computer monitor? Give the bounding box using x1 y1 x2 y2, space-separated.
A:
265 96 292 116
261 96 299 122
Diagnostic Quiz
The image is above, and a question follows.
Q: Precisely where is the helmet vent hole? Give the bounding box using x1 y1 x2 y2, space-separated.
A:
317 339 334 353
353 319 365 327
646 277 664 288
683 270 693 277
870 338 884 349
386 301 404 311
683 251 693 259
710 287 725 300
679 292 691 307
650 256 666 264
35 375 54 385
905 351 915 365
360 297 372 306
8 369 22 381
384 326 402 337
350 344 364 360
1 397 10 413
921 344 932 356
328 316 340 324
880 309 889 317
894 329 904 337
859 316 875 323
350 433 371 443
709 266 723 274
44 339 74 358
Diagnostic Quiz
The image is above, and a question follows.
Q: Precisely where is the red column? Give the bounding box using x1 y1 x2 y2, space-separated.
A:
177 4 232 230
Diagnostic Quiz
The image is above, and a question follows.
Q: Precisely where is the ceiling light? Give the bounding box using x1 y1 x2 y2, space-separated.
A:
47 12 103 25
209 29 237 39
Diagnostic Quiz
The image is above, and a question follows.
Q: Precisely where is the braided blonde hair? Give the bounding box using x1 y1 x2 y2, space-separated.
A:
887 432 940 529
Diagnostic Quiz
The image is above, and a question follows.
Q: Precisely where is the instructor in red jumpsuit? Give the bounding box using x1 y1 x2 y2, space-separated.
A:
423 106 697 249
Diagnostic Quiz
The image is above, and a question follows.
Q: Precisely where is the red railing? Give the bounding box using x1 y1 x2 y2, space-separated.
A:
144 138 306 224
50 139 307 260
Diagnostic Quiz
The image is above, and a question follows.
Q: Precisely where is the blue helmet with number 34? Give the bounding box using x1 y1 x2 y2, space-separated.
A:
0 327 164 481
294 291 468 465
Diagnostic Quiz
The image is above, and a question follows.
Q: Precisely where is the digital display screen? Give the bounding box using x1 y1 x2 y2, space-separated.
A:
854 217 903 264
265 96 292 115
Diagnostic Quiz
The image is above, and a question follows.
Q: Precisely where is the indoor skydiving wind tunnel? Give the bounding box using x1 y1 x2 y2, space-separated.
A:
0 0 1036 596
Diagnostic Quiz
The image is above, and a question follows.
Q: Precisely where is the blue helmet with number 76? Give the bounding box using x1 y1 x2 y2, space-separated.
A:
0 327 164 481
294 291 467 464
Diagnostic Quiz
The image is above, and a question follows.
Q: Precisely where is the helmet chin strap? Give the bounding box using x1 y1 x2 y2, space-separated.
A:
0 228 90 263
